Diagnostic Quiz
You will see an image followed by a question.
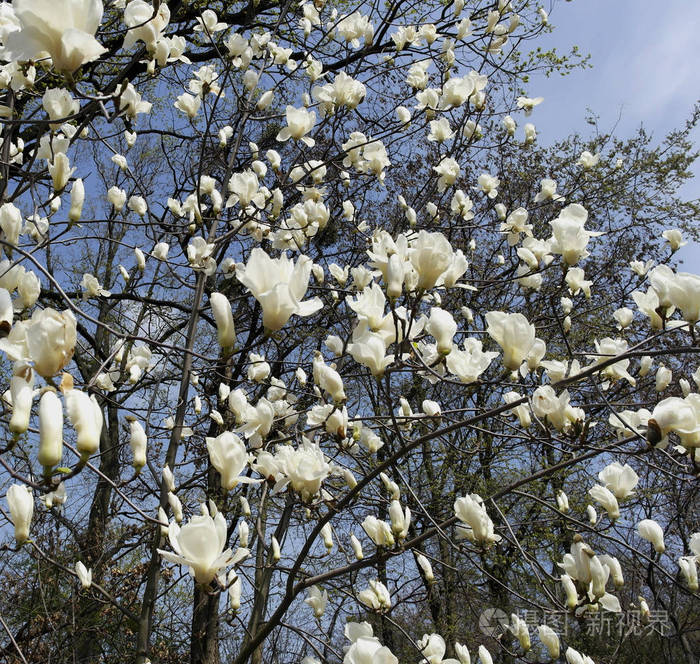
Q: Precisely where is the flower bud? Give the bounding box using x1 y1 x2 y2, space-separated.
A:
7 484 33 543
128 417 148 471
68 178 84 222
65 389 103 459
75 561 92 589
9 364 35 435
38 389 63 468
271 535 281 561
210 292 236 349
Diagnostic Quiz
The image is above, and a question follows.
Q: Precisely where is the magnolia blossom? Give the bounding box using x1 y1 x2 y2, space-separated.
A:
548 204 600 265
8 362 34 435
425 307 457 355
478 646 493 664
477 172 500 198
516 95 543 115
388 500 411 541
274 441 332 501
210 292 236 349
588 485 620 520
454 494 501 547
344 636 397 664
532 386 584 433
534 177 565 203
577 150 600 169
556 490 569 513
236 249 322 331
276 106 316 147
598 462 638 499
679 556 699 591
485 311 536 372
127 418 147 471
312 72 366 115
433 157 460 192
38 389 63 468
313 353 346 401
588 337 635 386
123 0 170 50
418 634 459 664
206 432 259 491
75 561 92 589
637 519 665 553
175 92 201 118
0 307 77 378
537 625 560 659
446 338 498 383
648 396 700 448
158 506 244 584
65 388 104 458
565 267 592 298
357 579 391 611
3 0 107 72
409 231 454 290
510 614 531 651
499 207 533 246
362 516 395 548
336 11 374 48
305 585 328 618
662 228 686 251
6 484 33 543
15 268 39 307
347 327 393 378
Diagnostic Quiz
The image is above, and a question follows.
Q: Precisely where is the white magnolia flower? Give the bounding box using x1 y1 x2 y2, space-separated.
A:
3 0 107 72
343 636 397 664
409 231 454 290
537 625 560 659
276 106 316 147
548 204 600 265
206 432 259 491
679 556 698 591
0 307 77 378
446 338 498 384
534 178 565 203
274 441 332 500
158 506 245 584
236 249 322 331
477 172 500 198
662 228 686 251
598 462 638 500
516 95 543 115
75 561 92 589
6 483 33 543
305 585 328 618
588 484 619 520
210 292 236 349
362 515 395 548
38 389 63 468
357 579 391 611
194 9 228 34
123 0 170 51
577 150 600 169
127 418 147 471
637 519 665 553
485 311 536 372
454 494 501 547
65 388 104 458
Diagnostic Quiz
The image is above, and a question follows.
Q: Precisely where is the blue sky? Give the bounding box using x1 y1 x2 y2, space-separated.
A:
526 0 700 266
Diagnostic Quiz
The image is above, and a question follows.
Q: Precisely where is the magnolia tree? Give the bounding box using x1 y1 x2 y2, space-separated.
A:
0 0 698 663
